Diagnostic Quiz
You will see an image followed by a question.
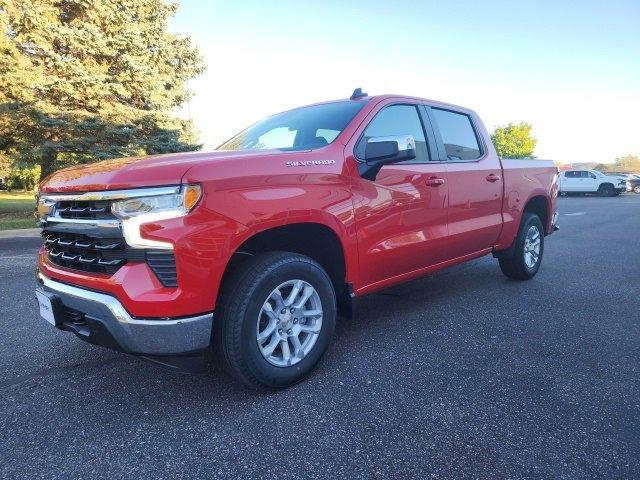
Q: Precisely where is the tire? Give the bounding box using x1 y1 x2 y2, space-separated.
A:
598 184 615 197
214 251 336 389
498 213 544 281
633 185 640 194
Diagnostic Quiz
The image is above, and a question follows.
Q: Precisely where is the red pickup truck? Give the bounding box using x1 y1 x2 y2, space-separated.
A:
35 90 559 388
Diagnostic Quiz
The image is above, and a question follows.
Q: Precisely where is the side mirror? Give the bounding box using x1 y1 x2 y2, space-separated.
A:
359 135 416 181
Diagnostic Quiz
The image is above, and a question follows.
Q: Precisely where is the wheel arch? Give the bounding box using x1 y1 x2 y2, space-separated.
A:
494 193 551 259
217 221 353 316
522 195 551 234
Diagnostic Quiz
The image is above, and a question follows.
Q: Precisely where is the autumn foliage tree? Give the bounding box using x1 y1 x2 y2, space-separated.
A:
0 0 204 180
491 122 537 159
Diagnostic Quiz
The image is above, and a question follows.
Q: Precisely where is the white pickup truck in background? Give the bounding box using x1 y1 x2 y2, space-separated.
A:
558 170 627 196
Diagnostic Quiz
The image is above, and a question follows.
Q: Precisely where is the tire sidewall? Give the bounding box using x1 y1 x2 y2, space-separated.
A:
239 260 336 387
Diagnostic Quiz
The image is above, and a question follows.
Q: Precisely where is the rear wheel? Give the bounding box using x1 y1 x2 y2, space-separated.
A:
215 251 336 389
634 185 640 194
498 213 544 280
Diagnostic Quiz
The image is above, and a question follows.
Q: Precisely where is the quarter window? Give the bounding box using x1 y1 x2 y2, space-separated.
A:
356 105 429 163
432 108 482 161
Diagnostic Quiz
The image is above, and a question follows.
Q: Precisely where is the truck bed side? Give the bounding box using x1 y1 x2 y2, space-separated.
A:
495 159 558 251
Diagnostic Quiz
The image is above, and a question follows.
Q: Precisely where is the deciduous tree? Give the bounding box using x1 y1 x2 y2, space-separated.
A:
491 122 537 159
612 155 640 172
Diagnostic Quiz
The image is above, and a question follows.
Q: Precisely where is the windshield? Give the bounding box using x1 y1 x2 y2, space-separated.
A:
218 101 365 151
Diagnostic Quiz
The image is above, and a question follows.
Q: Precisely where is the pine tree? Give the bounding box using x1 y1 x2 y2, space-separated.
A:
0 0 204 180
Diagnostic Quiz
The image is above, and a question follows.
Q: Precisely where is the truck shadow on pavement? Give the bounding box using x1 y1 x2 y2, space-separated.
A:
52 255 506 400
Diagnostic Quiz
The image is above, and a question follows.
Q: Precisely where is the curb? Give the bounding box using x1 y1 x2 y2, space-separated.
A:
0 228 41 238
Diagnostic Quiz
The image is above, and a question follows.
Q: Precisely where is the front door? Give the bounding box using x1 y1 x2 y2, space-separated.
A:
562 171 581 191
349 103 449 287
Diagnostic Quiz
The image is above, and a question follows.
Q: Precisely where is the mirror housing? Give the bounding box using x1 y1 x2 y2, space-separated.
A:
359 135 416 181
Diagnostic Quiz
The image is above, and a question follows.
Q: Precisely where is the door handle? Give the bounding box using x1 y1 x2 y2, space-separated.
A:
425 177 445 187
486 173 501 182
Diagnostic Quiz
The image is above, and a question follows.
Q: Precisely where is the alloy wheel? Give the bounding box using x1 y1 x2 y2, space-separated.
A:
256 279 323 367
523 225 541 269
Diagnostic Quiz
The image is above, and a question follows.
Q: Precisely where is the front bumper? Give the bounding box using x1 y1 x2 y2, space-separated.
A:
36 272 213 357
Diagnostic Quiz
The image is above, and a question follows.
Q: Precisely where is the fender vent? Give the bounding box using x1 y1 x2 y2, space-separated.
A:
146 251 178 287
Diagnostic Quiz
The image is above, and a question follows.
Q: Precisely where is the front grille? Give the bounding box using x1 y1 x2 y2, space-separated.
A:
43 230 131 274
56 200 117 220
43 229 178 286
42 197 179 287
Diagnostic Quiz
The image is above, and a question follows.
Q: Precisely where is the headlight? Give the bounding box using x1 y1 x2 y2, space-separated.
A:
112 184 202 219
113 184 202 250
35 195 55 222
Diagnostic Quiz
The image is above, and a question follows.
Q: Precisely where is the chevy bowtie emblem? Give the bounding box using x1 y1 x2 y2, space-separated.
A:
285 160 336 167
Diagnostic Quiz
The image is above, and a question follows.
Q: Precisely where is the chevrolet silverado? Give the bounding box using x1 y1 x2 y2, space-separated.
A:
35 89 559 388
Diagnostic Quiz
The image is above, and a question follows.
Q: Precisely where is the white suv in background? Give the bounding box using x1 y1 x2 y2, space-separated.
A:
558 170 627 196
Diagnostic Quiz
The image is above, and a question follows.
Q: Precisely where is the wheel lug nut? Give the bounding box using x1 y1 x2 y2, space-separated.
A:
290 308 295 313
287 329 293 335
293 318 298 324
281 309 286 314
278 329 283 335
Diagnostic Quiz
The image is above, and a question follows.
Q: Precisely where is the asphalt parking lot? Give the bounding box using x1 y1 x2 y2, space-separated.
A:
1 194 639 479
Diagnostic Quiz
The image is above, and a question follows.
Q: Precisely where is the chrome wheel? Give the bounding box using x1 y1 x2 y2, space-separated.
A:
523 225 541 269
256 279 323 367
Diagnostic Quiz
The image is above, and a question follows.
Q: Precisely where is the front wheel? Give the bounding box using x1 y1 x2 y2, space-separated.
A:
634 185 640 194
215 251 336 389
498 213 544 280
598 184 615 197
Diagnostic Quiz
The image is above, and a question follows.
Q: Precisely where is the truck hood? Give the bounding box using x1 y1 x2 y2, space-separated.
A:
39 150 283 193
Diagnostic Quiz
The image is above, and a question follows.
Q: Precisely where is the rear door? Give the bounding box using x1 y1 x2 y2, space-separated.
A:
349 102 449 287
562 171 580 191
570 170 593 192
427 106 503 258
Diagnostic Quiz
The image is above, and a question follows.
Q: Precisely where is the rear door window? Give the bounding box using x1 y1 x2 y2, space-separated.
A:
432 108 482 161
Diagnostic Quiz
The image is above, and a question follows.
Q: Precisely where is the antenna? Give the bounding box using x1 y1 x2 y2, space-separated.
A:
350 87 368 100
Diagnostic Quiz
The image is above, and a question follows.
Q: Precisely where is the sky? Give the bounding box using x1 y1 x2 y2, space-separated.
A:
171 0 640 164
